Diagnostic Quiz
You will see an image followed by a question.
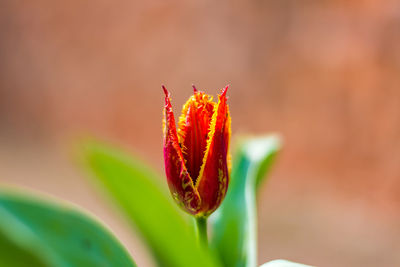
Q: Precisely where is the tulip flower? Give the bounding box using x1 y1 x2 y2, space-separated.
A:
162 85 231 218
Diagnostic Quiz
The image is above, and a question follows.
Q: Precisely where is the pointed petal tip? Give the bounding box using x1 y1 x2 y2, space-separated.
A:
192 84 198 93
221 84 229 97
162 85 169 97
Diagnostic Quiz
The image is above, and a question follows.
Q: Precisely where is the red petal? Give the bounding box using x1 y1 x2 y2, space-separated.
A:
196 85 231 216
177 90 215 185
163 87 201 214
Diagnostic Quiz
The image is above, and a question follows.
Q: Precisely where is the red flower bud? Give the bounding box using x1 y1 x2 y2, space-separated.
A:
162 85 231 217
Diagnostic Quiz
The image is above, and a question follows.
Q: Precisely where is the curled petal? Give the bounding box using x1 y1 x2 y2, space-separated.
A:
163 87 201 214
196 85 231 216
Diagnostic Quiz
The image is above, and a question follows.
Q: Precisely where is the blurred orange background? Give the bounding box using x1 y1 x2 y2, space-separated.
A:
1 1 400 266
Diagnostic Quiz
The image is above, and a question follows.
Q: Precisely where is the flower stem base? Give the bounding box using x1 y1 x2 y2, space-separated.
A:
195 217 208 247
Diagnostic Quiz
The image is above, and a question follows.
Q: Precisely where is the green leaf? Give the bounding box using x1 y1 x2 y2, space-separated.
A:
82 142 220 267
0 231 48 267
260 260 312 267
0 190 136 267
210 135 281 267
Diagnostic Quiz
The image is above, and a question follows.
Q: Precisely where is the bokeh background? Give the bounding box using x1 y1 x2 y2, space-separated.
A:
1 1 400 266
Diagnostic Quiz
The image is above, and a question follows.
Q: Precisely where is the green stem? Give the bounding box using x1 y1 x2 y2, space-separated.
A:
195 217 208 246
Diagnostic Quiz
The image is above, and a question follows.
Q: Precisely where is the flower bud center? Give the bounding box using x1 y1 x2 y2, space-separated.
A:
178 93 214 185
